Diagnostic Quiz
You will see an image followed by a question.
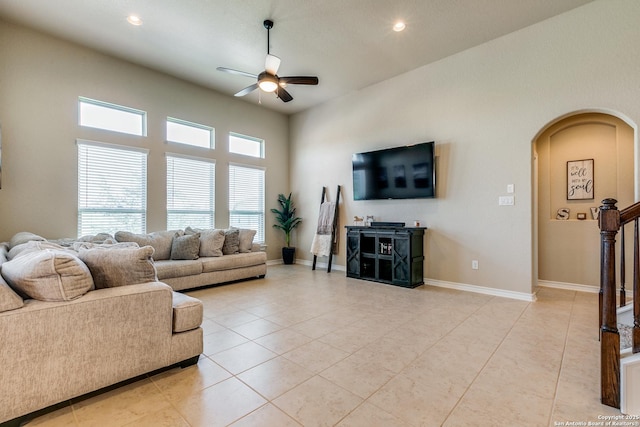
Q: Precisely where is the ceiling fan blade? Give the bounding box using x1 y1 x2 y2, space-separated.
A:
216 67 258 79
279 76 319 86
235 83 259 97
265 54 281 75
276 86 293 103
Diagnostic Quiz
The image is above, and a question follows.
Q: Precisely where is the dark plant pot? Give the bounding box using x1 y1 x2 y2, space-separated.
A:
282 247 296 265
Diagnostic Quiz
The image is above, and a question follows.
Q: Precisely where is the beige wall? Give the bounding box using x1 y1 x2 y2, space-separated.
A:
537 114 634 286
0 20 289 261
289 0 640 296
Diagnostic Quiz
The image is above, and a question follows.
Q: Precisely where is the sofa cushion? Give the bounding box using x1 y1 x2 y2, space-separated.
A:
236 228 257 253
170 233 200 260
200 251 267 272
8 240 72 260
0 275 24 312
222 228 240 255
154 260 202 280
9 231 46 249
114 230 181 261
78 245 157 289
1 249 94 301
172 292 203 333
185 227 225 257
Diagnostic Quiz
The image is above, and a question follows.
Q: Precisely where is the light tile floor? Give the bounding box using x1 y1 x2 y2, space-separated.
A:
25 265 622 426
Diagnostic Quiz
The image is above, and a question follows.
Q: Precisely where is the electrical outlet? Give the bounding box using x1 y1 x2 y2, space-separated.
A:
472 260 479 270
499 196 514 206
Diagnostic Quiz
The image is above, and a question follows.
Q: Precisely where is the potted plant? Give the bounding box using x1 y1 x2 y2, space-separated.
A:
271 193 302 264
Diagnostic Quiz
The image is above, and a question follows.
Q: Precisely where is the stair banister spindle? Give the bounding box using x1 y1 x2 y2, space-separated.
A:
599 198 621 408
634 219 640 353
621 226 626 306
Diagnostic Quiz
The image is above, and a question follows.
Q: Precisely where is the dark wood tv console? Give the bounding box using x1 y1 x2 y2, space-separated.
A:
345 226 426 288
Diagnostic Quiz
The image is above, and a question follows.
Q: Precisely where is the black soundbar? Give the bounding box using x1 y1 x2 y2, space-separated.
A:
370 221 405 227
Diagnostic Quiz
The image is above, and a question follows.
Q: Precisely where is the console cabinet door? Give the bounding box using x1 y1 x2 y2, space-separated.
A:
392 236 410 285
346 231 360 277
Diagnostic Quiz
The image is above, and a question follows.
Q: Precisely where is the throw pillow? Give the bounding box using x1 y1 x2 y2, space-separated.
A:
237 228 257 253
1 249 94 302
185 227 225 257
78 245 157 289
222 228 240 255
114 230 180 260
9 231 46 249
0 276 24 312
170 233 200 260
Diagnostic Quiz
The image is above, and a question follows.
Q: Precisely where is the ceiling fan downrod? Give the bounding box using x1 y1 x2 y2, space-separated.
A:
264 20 273 55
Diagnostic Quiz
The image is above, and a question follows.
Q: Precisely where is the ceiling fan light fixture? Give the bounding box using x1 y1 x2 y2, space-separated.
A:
258 73 278 92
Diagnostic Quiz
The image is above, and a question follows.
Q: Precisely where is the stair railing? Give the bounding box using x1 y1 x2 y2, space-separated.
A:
599 198 640 408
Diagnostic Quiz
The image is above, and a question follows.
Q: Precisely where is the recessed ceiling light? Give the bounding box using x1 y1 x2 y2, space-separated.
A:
127 15 143 26
393 21 406 32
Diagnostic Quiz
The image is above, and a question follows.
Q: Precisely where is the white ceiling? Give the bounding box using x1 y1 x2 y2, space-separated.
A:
0 0 594 115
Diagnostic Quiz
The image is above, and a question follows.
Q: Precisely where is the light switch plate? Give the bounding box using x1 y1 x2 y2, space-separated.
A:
507 184 514 193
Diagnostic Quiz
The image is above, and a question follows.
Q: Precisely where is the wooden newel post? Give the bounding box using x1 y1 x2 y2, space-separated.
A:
599 198 621 408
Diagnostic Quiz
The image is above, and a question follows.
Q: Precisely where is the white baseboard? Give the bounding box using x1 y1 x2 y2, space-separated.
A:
537 280 599 294
425 278 538 302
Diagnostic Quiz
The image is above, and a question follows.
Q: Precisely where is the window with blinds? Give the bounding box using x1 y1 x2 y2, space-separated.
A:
166 154 215 230
229 163 265 242
77 140 148 237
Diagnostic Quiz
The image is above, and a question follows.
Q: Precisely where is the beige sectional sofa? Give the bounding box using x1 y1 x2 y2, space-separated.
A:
113 227 268 291
0 227 267 423
0 233 205 425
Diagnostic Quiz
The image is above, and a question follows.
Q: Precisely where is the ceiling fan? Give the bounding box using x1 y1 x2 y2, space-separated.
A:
217 19 319 103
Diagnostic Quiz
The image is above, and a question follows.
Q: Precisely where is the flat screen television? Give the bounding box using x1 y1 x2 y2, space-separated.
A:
352 142 435 200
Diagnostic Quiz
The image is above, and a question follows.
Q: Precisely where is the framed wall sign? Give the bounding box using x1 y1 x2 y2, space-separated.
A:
567 159 594 200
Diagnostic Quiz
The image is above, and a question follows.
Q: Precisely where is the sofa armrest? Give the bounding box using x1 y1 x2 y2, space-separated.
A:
0 281 174 423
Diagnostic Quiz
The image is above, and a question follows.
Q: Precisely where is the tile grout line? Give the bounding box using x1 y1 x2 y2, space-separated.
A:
440 295 534 425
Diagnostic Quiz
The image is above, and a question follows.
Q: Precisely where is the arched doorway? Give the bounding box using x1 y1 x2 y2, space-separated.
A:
534 112 634 290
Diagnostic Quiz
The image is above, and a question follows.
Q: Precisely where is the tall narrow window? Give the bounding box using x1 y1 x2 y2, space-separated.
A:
79 97 146 136
229 132 264 158
229 163 265 242
166 154 215 230
166 117 214 149
77 140 147 236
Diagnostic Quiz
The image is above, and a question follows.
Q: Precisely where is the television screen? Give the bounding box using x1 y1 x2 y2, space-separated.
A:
352 142 435 200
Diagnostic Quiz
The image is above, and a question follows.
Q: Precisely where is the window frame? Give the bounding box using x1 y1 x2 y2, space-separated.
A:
228 132 265 159
228 162 266 243
166 117 215 149
78 97 147 136
166 153 216 230
77 139 148 237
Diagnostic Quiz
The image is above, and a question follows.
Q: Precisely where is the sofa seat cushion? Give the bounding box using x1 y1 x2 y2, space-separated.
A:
1 249 94 301
201 252 267 273
172 292 203 333
154 260 203 280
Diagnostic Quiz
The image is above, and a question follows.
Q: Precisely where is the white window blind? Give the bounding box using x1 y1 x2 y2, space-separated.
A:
229 163 265 242
77 140 147 237
166 154 215 230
